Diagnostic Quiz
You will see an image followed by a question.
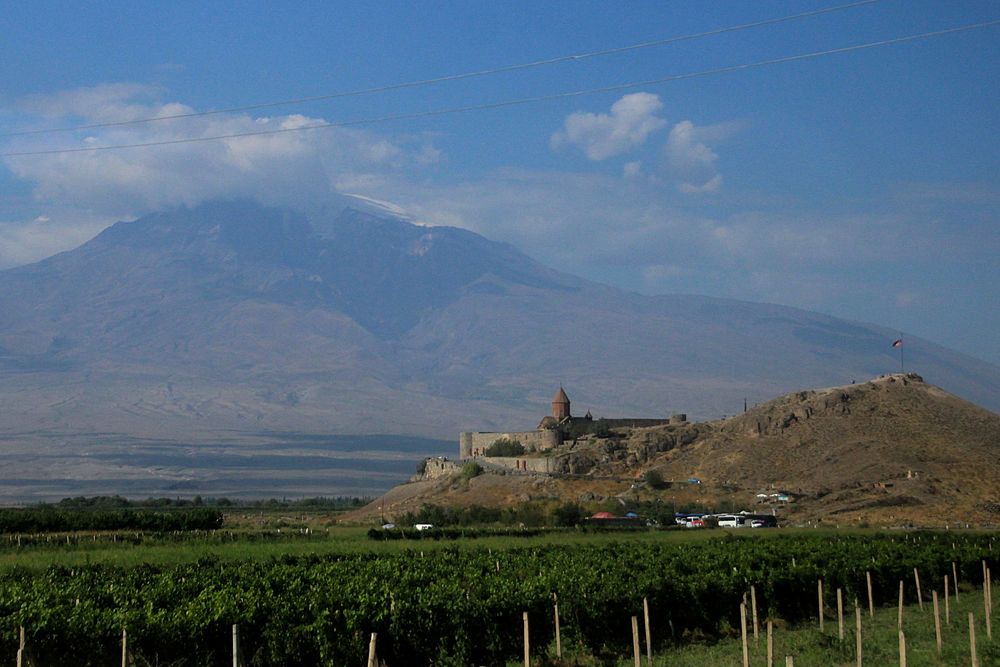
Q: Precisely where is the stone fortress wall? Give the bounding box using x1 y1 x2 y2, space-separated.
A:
459 430 561 459
457 387 687 474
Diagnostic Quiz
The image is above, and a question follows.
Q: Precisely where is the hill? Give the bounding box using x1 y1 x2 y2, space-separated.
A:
353 374 1000 527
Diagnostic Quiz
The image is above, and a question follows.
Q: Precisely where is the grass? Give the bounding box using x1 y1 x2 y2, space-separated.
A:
507 585 998 666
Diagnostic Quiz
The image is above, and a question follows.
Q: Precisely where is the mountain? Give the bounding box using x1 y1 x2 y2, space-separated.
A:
0 200 997 499
352 374 1000 527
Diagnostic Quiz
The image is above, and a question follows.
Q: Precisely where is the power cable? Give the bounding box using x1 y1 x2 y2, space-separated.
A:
0 0 882 138
3 19 997 158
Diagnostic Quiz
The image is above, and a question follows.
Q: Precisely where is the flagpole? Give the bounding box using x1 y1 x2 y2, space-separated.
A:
900 333 904 373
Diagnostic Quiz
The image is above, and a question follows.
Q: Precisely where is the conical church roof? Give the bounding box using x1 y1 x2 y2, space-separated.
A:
552 387 570 404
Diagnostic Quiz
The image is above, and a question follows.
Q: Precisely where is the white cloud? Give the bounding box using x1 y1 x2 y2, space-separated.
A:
665 120 741 194
2 84 440 225
679 174 722 194
551 93 666 161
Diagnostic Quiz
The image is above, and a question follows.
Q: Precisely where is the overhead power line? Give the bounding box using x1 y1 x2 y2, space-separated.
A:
3 19 998 159
1 0 882 138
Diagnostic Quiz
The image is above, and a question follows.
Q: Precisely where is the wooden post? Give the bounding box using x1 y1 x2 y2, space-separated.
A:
767 619 774 667
914 568 923 611
946 574 951 626
866 571 874 618
985 579 992 640
818 579 825 632
898 629 906 667
838 588 844 640
367 632 377 667
855 602 863 667
233 624 239 667
969 612 978 667
954 561 961 602
643 597 652 666
786 656 794 667
121 628 128 667
988 567 993 615
16 626 24 667
631 616 641 667
751 585 759 642
740 603 749 667
933 591 942 655
554 603 561 658
523 612 530 667
898 580 904 631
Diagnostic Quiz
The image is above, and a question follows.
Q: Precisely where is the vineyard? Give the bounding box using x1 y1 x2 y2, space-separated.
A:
0 531 996 666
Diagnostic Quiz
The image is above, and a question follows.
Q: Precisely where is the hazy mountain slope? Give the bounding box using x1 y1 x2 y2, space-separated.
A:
0 200 996 452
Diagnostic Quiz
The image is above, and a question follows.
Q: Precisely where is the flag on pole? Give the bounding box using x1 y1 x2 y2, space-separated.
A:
891 339 903 348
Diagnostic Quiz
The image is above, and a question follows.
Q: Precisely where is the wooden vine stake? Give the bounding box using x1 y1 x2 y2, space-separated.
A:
751 585 759 642
522 612 530 667
933 590 942 655
898 629 906 667
897 580 904 631
232 624 240 667
785 656 794 667
837 588 844 640
16 625 24 667
914 568 923 611
553 601 562 659
946 574 951 626
740 602 749 667
121 628 130 667
988 567 993 615
985 578 992 640
866 571 874 618
855 601 863 667
953 561 961 602
969 612 978 667
818 579 825 632
643 597 652 666
366 632 377 667
767 619 774 667
631 616 641 667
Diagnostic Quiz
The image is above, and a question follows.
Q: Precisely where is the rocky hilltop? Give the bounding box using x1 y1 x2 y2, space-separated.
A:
355 374 1000 527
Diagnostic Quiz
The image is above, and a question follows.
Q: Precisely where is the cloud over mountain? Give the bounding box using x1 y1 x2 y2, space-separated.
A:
550 92 667 160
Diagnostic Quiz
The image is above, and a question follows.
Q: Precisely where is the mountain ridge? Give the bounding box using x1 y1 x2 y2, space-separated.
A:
0 200 997 499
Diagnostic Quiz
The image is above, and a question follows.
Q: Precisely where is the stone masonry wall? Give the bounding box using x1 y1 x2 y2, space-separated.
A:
459 430 561 459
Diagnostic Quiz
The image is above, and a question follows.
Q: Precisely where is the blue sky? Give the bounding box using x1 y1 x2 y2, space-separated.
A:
1 1 999 365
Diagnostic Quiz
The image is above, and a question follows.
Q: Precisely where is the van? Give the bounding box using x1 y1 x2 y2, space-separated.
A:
717 515 740 528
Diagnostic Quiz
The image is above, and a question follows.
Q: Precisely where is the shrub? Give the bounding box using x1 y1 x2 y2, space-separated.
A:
643 469 667 489
552 502 586 527
590 419 612 438
483 438 525 457
461 461 483 479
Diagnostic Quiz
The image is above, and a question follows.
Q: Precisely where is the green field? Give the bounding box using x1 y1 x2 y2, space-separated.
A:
1 523 997 666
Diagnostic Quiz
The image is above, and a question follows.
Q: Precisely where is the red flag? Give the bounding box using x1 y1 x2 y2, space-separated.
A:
892 339 903 348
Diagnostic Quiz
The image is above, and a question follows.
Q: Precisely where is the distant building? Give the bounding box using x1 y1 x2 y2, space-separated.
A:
459 387 682 467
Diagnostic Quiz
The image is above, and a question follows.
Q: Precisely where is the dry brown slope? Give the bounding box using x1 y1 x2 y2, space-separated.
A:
346 374 1000 526
648 373 1000 524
